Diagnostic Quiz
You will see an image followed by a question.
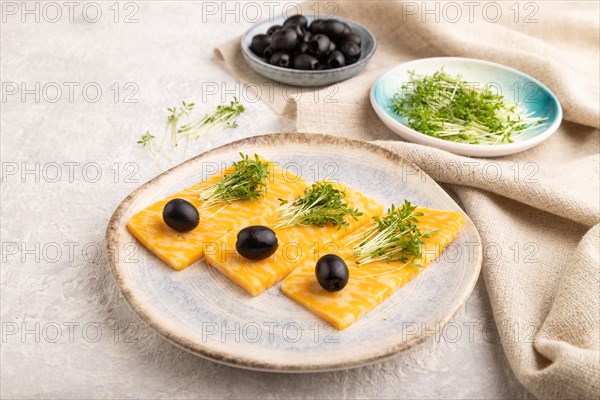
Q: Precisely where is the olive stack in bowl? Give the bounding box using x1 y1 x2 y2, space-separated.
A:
249 14 362 71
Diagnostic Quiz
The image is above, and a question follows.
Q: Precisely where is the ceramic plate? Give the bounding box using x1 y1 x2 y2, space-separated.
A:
106 133 482 372
371 57 562 157
241 16 377 87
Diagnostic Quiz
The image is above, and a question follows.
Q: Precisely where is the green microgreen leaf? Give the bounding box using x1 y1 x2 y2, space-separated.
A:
178 97 245 140
345 200 433 265
136 98 245 170
275 181 363 229
388 69 546 144
198 153 268 210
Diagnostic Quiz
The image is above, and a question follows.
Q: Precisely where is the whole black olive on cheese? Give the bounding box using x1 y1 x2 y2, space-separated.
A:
315 254 349 292
162 198 199 233
236 226 279 261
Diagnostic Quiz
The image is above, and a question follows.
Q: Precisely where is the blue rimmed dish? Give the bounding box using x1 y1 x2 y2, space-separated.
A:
371 57 562 157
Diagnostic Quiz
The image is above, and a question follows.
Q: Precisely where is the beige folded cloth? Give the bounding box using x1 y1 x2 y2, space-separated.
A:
215 1 600 398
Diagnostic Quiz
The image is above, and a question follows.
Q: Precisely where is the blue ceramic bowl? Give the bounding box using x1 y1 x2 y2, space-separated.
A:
371 58 562 157
241 16 377 87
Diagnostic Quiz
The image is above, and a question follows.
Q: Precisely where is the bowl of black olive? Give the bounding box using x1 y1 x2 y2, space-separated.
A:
241 14 376 87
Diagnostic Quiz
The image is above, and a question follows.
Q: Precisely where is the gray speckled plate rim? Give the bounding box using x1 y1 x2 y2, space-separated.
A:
106 133 482 372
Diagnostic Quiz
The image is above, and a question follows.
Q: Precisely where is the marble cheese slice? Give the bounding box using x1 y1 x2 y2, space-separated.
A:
280 207 465 329
127 161 306 270
204 184 384 296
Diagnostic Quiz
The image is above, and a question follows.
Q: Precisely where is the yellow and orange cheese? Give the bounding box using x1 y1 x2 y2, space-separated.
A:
281 207 465 329
204 184 384 296
127 158 465 330
127 161 306 270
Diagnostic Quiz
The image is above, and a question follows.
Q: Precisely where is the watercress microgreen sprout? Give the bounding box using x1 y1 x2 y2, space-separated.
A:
389 70 546 144
275 181 363 229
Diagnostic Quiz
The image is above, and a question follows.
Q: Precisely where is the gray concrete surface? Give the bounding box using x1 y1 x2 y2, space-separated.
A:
1 2 533 398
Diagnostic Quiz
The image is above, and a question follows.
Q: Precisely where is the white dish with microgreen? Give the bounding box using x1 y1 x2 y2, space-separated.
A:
371 57 562 157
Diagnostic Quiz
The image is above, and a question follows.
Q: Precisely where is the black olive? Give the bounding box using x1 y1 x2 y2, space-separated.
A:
340 23 352 38
269 52 291 68
284 14 308 29
340 41 361 63
270 28 299 51
302 31 312 44
262 46 274 60
266 25 282 36
295 42 309 55
315 254 349 292
328 41 336 52
250 34 271 57
320 20 350 41
236 226 278 261
283 22 305 38
342 32 361 46
162 198 199 233
315 52 330 66
293 54 320 70
309 34 331 56
309 19 325 33
327 50 345 68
